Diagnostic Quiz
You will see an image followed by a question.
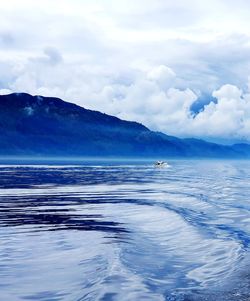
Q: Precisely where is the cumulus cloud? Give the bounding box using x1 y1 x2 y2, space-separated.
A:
2 49 250 141
192 85 250 140
1 0 250 142
0 88 12 95
147 65 176 89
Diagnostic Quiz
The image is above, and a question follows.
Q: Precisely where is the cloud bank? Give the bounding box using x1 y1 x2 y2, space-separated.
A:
1 0 250 142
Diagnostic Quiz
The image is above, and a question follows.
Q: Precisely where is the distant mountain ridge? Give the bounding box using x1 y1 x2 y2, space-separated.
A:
0 93 249 158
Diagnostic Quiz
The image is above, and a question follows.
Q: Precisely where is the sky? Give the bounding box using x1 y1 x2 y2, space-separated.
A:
1 0 250 143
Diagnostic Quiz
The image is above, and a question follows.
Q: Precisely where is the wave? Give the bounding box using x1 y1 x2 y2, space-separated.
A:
0 161 249 300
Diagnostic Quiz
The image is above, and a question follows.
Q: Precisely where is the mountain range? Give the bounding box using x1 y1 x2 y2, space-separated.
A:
0 92 249 158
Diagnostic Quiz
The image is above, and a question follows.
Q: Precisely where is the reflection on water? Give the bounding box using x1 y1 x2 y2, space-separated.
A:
0 160 250 300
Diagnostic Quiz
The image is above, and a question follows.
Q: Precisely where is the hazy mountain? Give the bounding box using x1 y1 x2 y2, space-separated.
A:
0 93 249 158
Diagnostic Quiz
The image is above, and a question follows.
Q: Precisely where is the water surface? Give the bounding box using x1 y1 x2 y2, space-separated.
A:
0 160 250 300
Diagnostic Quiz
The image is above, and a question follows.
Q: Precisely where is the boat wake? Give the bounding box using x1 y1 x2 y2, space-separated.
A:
0 160 249 300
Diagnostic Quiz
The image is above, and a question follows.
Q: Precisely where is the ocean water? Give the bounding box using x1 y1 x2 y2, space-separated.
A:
0 160 250 301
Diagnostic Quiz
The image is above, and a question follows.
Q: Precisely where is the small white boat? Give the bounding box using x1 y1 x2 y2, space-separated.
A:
154 161 167 167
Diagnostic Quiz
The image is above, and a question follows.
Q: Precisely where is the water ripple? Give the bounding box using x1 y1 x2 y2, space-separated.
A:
0 160 250 300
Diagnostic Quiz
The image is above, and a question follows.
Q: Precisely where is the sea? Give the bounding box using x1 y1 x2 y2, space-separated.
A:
0 159 250 301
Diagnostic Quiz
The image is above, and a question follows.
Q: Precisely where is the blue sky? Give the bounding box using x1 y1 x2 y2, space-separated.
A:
0 0 250 142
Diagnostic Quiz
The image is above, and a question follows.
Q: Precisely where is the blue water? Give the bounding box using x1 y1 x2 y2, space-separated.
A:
0 160 250 301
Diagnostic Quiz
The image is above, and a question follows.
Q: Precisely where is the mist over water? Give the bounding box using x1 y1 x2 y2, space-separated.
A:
0 160 250 301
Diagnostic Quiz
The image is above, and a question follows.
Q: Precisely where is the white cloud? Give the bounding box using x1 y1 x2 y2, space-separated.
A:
147 65 176 89
192 85 250 140
0 88 12 95
2 50 250 141
1 0 250 141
